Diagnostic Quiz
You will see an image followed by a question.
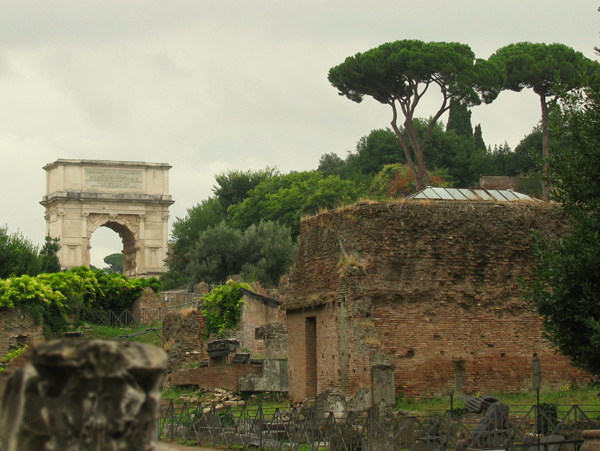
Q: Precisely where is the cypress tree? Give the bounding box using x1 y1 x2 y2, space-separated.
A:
473 124 487 152
446 100 474 138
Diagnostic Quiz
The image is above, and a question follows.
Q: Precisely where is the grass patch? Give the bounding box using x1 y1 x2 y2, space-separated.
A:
241 392 289 414
396 384 600 414
83 324 163 347
161 386 203 401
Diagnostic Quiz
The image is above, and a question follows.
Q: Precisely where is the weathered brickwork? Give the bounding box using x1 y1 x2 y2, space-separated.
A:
373 299 583 396
286 302 373 404
0 308 44 356
172 364 262 391
282 201 587 403
162 309 205 379
131 287 166 323
239 289 283 356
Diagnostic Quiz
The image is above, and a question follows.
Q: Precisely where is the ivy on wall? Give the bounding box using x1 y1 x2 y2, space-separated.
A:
202 281 250 338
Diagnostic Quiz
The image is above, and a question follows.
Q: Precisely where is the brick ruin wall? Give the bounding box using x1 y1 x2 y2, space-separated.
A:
162 309 205 386
0 308 44 356
131 287 168 324
133 289 205 324
240 292 284 357
281 201 587 401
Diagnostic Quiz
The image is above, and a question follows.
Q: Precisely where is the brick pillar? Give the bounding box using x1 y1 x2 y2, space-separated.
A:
305 316 317 397
198 311 206 359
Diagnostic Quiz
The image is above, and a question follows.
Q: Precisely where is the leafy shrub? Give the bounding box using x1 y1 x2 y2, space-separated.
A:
371 163 449 199
38 268 100 315
202 282 250 337
0 274 69 332
0 226 41 278
0 345 28 373
0 267 163 336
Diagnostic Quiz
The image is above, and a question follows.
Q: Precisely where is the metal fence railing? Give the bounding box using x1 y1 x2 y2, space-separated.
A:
83 300 204 328
82 309 136 327
162 291 203 305
84 288 276 328
158 401 599 450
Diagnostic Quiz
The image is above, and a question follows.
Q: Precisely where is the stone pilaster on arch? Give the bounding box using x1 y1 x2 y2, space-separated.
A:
40 159 174 278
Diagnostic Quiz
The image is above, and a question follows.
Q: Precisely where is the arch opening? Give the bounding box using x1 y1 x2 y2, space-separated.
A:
88 217 139 278
89 227 125 273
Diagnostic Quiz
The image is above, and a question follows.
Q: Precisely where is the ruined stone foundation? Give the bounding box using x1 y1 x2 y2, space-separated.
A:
0 339 167 451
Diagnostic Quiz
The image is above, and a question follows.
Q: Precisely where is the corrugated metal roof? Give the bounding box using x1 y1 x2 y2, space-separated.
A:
404 187 542 202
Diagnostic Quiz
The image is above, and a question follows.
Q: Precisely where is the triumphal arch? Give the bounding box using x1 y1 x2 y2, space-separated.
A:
40 159 174 278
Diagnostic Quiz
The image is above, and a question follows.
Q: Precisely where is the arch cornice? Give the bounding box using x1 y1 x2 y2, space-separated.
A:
41 192 173 207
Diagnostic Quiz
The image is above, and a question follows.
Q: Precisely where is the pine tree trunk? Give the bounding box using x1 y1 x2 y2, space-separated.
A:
540 95 550 200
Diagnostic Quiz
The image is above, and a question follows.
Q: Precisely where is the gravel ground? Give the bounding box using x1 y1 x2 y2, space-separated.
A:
157 441 220 451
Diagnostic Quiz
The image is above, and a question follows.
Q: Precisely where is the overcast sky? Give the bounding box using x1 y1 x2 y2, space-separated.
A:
1 1 598 267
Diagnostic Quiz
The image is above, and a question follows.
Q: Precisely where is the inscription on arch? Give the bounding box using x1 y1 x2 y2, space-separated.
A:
84 168 143 191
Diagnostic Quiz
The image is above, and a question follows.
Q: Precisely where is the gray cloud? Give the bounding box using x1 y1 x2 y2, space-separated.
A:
0 0 597 266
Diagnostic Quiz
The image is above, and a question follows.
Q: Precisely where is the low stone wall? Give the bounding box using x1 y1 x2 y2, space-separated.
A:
238 359 289 392
172 364 263 392
0 308 44 357
583 430 600 450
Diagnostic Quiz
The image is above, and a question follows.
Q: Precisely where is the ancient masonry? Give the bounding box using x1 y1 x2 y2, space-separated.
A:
0 308 44 357
0 340 167 450
163 287 288 393
40 159 174 278
281 200 587 406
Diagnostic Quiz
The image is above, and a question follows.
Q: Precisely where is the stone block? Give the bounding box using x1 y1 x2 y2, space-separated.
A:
0 339 167 451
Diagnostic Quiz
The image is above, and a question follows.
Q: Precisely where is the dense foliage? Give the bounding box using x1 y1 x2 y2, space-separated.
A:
169 197 226 277
228 171 359 237
166 39 592 291
213 168 278 211
186 220 297 287
0 226 61 278
328 39 503 190
38 236 62 274
489 42 596 198
102 252 124 274
527 63 600 378
0 267 161 336
202 282 250 338
164 171 355 289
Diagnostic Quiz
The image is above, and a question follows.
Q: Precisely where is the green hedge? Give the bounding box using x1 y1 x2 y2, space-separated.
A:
0 267 161 335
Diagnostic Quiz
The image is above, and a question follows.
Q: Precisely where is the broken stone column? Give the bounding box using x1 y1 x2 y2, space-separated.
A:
372 363 395 407
0 339 167 451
